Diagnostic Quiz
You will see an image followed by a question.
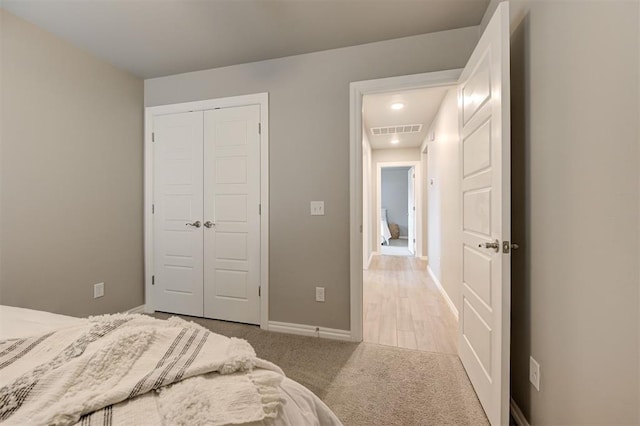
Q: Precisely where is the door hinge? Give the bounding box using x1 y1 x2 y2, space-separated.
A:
413 238 416 243
360 224 363 233
413 206 416 211
152 204 155 214
152 132 155 142
258 123 261 134
258 204 261 215
152 275 155 285
258 286 261 297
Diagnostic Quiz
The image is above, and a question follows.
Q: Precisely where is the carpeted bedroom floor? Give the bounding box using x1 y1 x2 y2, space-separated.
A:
152 312 489 426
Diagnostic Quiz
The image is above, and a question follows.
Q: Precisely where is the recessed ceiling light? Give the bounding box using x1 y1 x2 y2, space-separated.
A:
390 102 405 110
391 139 400 145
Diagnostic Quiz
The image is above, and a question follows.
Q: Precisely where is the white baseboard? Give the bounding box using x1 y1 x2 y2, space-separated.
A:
399 236 408 239
364 251 376 270
268 321 352 341
367 252 376 268
510 398 530 426
426 265 459 321
126 305 146 314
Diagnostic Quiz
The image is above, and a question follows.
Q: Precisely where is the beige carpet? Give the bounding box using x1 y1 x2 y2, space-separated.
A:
152 313 489 426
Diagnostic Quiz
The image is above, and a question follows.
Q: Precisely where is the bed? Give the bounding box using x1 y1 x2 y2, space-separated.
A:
380 208 392 245
0 305 342 426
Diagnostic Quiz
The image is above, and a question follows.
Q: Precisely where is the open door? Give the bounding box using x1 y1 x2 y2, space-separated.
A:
407 166 416 255
457 3 510 425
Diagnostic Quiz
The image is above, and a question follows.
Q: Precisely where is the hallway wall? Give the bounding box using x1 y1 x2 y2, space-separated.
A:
423 88 461 314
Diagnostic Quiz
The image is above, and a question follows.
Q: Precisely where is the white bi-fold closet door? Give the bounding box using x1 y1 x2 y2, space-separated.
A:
153 105 261 325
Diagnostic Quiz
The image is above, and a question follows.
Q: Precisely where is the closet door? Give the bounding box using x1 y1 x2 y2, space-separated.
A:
203 105 261 324
153 111 204 317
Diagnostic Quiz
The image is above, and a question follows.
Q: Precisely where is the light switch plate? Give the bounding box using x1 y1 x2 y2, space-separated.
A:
315 287 325 302
94 282 104 299
310 201 324 216
529 356 540 391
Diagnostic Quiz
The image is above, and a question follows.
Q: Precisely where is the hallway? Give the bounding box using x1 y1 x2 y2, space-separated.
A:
363 255 457 353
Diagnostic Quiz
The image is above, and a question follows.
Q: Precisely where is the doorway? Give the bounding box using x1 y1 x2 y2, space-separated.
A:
379 165 415 257
360 82 457 351
351 5 512 423
349 69 462 341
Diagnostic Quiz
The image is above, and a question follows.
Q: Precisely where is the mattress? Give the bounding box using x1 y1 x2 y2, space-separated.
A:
0 305 342 426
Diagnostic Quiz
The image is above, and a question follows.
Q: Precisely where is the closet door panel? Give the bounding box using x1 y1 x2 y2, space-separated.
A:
153 111 204 317
203 105 261 324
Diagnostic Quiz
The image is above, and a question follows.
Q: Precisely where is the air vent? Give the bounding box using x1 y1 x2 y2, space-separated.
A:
370 124 422 136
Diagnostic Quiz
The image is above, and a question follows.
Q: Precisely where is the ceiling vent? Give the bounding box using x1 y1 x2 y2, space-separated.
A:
370 124 422 136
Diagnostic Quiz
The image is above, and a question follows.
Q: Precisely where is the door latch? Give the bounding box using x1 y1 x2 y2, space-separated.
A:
502 241 520 253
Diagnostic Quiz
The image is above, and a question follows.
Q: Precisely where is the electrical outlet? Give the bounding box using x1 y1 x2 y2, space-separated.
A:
315 287 325 302
94 282 104 299
310 201 325 216
529 356 540 391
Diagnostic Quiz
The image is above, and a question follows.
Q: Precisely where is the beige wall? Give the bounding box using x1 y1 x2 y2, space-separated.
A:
483 1 640 423
0 10 144 316
371 148 422 164
424 88 461 313
145 28 479 330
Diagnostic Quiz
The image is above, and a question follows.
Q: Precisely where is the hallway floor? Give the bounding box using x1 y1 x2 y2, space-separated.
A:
380 238 412 256
363 255 458 353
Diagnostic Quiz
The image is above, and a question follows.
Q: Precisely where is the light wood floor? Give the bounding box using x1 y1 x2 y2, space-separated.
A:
363 255 458 354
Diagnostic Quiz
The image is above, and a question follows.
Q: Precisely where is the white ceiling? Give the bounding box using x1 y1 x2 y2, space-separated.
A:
1 0 489 79
363 86 452 150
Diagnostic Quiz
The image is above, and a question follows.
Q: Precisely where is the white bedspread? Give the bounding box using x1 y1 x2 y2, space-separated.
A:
381 208 392 245
0 306 87 340
0 306 342 426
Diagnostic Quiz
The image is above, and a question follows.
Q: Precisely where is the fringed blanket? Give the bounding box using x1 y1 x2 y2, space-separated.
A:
0 314 285 425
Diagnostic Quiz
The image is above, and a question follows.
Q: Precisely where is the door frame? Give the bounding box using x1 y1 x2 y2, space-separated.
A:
407 165 417 255
375 161 421 256
349 70 461 342
144 92 270 330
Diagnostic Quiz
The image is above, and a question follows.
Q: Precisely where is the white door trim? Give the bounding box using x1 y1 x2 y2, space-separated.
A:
375 161 421 257
349 70 461 342
144 92 270 330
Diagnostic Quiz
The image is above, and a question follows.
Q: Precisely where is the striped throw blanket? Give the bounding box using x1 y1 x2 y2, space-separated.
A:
0 314 285 425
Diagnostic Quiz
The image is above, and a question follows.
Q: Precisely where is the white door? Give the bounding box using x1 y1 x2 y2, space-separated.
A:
458 3 510 425
153 111 204 317
407 167 416 255
203 105 261 325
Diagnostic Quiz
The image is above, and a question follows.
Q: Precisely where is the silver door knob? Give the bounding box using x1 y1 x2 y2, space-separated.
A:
204 221 215 228
186 221 201 228
478 239 500 252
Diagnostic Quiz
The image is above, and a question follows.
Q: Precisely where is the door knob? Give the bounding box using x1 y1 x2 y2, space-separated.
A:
204 221 215 229
478 239 500 253
186 221 201 228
